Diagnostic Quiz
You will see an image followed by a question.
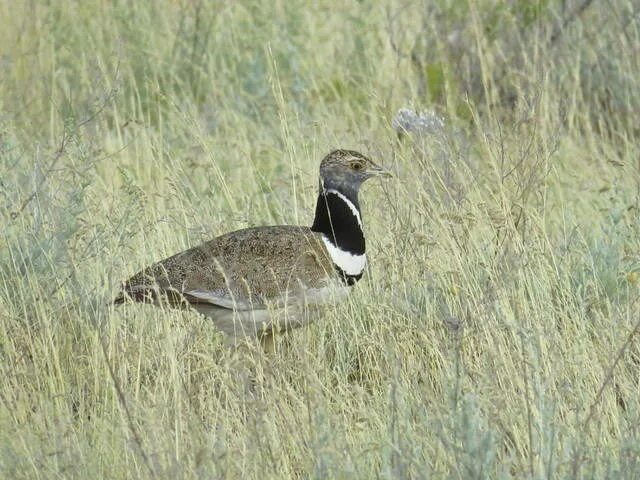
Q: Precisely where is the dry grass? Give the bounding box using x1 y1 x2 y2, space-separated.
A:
1 1 640 478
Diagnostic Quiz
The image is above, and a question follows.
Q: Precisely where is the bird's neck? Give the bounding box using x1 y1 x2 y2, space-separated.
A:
311 184 366 284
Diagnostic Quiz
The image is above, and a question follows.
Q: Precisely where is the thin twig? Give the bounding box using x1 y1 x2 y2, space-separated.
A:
582 314 640 429
12 132 69 219
10 63 119 221
75 276 156 477
570 299 640 478
96 328 157 477
520 334 535 479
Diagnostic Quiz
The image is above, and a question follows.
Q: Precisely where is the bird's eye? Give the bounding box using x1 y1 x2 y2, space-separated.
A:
351 162 364 171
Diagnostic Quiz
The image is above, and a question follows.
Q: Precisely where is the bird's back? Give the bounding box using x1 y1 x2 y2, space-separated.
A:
117 225 336 309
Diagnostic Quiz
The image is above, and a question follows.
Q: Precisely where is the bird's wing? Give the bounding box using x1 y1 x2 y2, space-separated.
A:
118 226 337 310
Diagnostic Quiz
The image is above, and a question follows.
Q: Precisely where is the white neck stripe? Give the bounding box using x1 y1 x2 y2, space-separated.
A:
321 236 366 276
325 189 362 228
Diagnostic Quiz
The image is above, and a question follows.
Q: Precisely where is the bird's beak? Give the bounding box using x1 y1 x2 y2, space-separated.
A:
367 163 393 178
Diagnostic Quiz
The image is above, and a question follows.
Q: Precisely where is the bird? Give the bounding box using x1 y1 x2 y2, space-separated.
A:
114 149 391 347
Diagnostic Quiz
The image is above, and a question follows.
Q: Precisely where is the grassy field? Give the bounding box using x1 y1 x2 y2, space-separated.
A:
1 1 640 478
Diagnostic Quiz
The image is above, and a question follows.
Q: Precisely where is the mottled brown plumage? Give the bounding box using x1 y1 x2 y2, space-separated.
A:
114 149 390 343
116 226 334 308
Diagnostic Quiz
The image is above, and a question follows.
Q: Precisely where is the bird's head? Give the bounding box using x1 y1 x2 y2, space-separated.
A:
319 149 391 196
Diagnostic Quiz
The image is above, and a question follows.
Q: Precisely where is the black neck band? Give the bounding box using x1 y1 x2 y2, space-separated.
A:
335 266 363 286
310 190 365 255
